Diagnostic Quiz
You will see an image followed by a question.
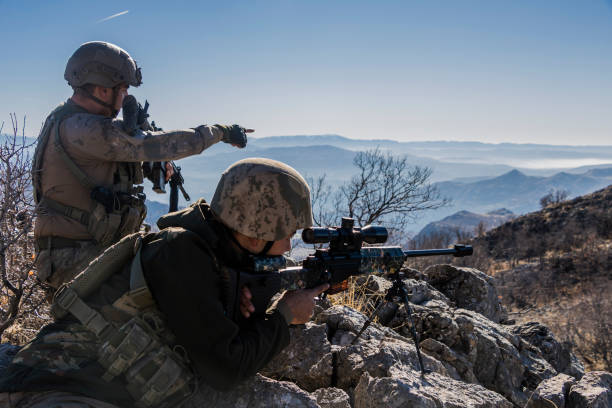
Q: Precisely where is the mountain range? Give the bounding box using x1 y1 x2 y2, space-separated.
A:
142 135 612 232
411 208 515 244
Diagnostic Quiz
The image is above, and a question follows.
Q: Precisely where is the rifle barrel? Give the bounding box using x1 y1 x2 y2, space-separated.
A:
403 244 473 258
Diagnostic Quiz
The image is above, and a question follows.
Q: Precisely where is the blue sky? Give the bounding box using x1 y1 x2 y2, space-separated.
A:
1 0 612 145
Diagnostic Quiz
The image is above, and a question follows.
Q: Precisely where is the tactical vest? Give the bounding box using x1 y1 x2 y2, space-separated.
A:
32 101 146 246
51 232 196 408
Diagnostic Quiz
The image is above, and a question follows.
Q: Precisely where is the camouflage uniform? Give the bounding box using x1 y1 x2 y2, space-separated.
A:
0 391 120 407
34 98 225 288
33 41 245 290
0 159 311 407
0 199 290 407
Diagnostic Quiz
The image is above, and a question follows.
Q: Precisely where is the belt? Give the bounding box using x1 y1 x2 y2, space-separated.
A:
36 236 93 250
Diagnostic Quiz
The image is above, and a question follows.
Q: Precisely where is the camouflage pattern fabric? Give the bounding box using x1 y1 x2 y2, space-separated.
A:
0 391 120 408
35 104 223 241
9 323 99 375
35 240 102 289
211 158 313 241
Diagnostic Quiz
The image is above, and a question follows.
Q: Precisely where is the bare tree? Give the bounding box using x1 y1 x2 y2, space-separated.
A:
343 149 449 229
0 114 49 342
540 188 569 208
306 174 341 227
309 149 448 236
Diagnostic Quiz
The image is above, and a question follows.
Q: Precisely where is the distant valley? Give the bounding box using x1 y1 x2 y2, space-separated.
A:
143 135 612 233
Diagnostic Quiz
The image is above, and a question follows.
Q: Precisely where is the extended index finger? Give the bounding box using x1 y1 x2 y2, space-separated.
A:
244 128 255 133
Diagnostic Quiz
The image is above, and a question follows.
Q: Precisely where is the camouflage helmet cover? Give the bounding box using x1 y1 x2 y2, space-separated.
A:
64 41 142 88
211 158 313 241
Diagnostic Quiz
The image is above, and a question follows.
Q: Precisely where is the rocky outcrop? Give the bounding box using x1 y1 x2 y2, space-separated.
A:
312 387 351 408
354 369 513 408
568 372 612 408
528 374 577 408
2 264 608 407
512 322 585 379
261 323 333 391
184 374 320 408
258 265 610 407
423 264 507 323
529 372 612 408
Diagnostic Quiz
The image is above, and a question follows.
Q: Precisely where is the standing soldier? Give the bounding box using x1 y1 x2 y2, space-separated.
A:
32 41 250 290
0 158 327 408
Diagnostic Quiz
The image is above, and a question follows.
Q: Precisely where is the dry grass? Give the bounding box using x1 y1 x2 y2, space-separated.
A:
328 275 386 321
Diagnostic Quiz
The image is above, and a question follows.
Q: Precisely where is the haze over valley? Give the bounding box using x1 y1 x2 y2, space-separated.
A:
144 134 612 235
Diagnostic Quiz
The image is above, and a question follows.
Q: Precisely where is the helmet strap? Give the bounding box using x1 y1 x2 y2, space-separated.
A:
78 86 120 117
257 241 275 256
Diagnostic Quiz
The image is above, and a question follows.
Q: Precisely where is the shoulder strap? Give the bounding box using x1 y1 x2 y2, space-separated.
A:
32 104 67 204
51 104 98 190
51 232 146 319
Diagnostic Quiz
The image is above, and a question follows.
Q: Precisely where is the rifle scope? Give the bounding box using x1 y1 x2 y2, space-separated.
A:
302 217 388 245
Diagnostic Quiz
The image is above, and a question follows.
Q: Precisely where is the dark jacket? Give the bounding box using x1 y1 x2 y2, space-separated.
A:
0 200 290 406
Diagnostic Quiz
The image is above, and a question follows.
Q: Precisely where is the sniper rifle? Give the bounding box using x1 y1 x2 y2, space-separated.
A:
235 217 473 376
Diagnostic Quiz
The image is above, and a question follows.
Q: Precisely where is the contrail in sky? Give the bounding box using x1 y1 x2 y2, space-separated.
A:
97 10 129 23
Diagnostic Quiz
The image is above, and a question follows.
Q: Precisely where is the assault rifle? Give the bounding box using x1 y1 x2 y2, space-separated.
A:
131 101 191 213
237 217 473 375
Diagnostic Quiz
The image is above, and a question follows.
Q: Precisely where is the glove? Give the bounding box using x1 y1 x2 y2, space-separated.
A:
122 95 151 134
215 124 248 148
122 95 140 134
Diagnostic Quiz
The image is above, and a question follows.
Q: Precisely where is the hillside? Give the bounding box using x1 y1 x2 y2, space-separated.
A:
412 208 514 244
469 184 612 371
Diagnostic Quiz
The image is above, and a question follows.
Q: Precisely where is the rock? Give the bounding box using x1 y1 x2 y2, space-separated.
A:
315 305 406 345
312 387 351 408
517 343 558 391
568 371 612 408
388 302 534 406
420 338 478 383
334 336 450 391
398 266 426 281
184 373 320 408
424 264 507 323
354 370 513 408
512 321 585 379
355 274 392 294
402 278 451 305
528 374 576 408
261 322 333 391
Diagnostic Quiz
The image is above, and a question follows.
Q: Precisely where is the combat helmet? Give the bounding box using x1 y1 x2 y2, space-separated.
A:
64 41 142 89
211 158 313 241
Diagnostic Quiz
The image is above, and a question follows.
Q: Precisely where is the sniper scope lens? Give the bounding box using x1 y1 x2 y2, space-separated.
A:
301 224 388 244
361 225 388 244
302 228 338 244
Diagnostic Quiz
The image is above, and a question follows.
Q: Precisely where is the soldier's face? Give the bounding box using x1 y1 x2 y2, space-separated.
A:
266 234 293 256
113 84 129 111
233 230 294 256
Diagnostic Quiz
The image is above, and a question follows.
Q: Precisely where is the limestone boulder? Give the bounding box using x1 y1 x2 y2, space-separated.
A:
353 370 513 408
424 264 507 323
568 371 612 408
512 321 585 379
261 322 333 391
184 373 320 408
312 387 351 408
528 373 577 408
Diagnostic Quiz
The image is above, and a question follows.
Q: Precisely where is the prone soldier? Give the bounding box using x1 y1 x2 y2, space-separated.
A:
0 158 327 407
32 41 251 292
